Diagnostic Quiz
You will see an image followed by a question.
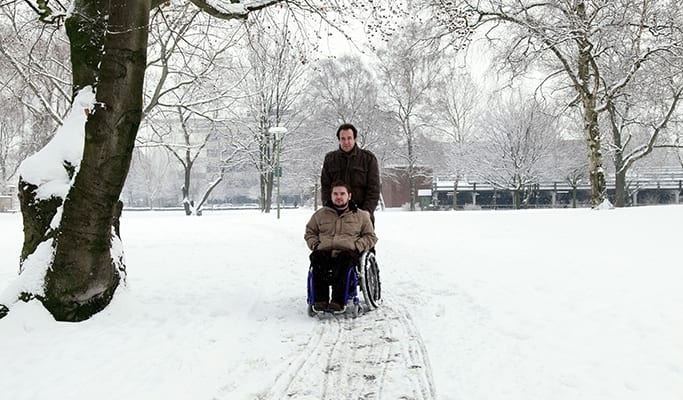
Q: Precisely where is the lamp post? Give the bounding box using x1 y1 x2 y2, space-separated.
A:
268 127 287 219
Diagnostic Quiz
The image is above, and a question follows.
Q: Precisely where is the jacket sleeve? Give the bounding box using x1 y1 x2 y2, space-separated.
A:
363 152 381 212
304 214 321 250
354 211 378 252
320 153 332 205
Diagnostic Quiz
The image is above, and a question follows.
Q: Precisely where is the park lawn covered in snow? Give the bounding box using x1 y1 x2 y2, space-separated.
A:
0 205 681 399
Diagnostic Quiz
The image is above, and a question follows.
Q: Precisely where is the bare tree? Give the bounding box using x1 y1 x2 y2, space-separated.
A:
428 66 481 209
477 95 560 209
227 10 309 213
138 3 248 215
375 21 445 211
0 4 71 189
308 55 385 145
0 4 71 127
123 147 175 209
603 59 683 206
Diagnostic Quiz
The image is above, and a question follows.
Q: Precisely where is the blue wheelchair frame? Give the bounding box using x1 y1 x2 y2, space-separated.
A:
306 250 381 317
306 263 360 309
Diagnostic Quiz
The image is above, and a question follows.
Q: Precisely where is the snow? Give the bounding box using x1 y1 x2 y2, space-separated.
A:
0 239 52 305
17 86 93 200
1 206 682 400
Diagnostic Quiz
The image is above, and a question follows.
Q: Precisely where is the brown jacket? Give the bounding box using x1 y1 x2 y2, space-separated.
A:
321 145 380 214
304 201 378 253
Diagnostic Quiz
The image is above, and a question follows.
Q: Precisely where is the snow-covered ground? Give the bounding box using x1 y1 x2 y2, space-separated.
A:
1 205 681 400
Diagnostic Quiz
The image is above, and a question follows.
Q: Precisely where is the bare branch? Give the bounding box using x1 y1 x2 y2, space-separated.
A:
188 0 284 19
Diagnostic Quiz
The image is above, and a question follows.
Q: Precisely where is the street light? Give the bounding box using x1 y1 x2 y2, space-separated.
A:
268 127 287 219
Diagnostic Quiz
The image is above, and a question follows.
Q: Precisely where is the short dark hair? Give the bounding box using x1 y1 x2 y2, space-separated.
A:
330 180 352 194
336 123 357 139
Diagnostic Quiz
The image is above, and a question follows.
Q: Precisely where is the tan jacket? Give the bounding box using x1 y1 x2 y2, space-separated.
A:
304 202 378 252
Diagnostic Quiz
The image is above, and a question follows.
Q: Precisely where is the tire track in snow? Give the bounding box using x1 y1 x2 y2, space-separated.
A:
262 319 341 399
262 302 436 400
388 303 438 400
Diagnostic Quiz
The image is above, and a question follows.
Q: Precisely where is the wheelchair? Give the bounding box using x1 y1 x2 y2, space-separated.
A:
306 250 382 318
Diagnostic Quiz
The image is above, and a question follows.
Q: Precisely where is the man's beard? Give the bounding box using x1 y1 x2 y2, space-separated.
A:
333 200 348 209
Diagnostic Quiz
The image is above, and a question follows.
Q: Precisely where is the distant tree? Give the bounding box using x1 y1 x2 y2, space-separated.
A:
552 137 589 208
227 10 308 213
477 95 559 209
375 21 445 211
123 147 175 209
427 66 481 209
285 115 328 209
603 63 683 206
140 3 246 215
308 55 384 146
0 4 71 189
0 4 71 127
148 107 216 215
540 106 589 208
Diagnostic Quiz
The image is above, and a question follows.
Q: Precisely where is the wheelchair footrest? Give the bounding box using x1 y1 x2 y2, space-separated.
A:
308 302 362 318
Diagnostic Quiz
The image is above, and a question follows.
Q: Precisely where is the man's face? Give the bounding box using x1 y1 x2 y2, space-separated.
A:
331 185 352 208
338 129 356 153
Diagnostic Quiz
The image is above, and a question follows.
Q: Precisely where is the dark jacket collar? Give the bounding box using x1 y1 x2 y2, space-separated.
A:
338 144 360 157
324 199 359 212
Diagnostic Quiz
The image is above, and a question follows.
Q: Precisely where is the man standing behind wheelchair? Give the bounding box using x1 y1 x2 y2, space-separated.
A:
305 181 378 312
321 123 380 225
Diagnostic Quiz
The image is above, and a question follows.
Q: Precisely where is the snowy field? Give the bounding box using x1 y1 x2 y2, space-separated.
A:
0 205 682 400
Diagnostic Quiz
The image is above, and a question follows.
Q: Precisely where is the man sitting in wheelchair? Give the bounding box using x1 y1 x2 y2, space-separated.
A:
304 180 378 313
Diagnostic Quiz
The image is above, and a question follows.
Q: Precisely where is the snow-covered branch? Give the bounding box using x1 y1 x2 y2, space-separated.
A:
188 0 284 19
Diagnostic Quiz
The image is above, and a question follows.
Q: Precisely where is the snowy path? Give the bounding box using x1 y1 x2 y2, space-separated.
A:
261 300 436 400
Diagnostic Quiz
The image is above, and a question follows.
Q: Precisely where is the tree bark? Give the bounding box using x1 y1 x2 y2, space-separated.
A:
575 1 607 208
452 180 458 210
613 153 627 207
41 0 151 321
584 107 607 207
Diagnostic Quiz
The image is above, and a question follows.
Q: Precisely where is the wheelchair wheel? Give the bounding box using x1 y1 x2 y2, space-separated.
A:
359 251 382 310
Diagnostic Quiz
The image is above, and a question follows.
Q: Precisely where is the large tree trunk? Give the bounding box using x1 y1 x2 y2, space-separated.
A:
45 0 149 321
17 0 151 322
